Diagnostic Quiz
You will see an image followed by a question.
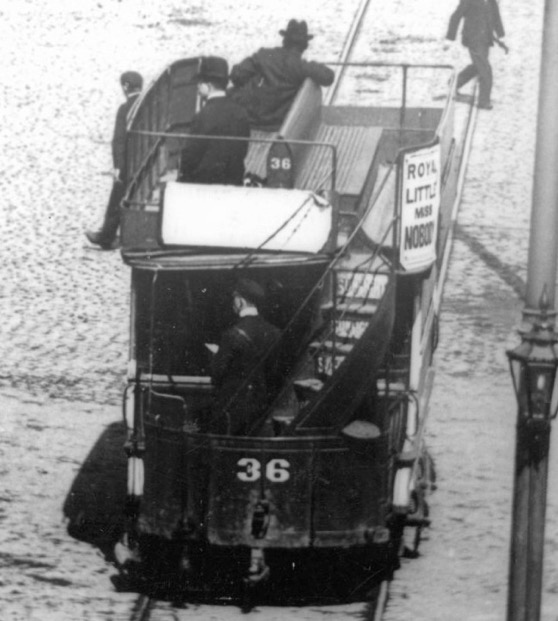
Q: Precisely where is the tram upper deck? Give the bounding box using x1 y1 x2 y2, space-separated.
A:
120 58 456 260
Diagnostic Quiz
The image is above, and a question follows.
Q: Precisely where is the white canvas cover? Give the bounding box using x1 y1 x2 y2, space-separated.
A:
160 182 332 253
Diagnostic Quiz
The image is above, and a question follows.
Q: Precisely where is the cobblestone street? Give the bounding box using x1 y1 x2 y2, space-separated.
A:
2 1 558 619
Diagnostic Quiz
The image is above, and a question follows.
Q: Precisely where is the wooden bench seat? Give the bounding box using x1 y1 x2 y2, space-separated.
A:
241 78 384 200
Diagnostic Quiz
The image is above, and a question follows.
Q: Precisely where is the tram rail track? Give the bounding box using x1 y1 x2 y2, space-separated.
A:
126 587 389 621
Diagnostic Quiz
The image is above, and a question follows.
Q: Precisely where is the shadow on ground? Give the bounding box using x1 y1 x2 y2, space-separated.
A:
63 421 128 559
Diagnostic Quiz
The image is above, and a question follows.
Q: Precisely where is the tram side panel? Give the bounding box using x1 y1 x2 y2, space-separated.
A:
139 417 188 538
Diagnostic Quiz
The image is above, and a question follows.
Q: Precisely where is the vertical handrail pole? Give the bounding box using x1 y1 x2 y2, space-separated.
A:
399 65 408 148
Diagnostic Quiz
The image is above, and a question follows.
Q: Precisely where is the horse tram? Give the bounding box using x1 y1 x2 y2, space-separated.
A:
114 55 475 601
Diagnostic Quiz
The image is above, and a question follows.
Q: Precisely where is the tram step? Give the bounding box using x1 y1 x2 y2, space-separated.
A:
293 378 324 400
335 301 379 316
309 340 354 355
377 367 409 383
320 301 379 316
376 378 407 393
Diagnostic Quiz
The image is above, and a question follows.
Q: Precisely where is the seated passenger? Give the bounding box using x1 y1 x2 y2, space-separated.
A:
229 19 335 131
178 56 250 185
210 279 282 436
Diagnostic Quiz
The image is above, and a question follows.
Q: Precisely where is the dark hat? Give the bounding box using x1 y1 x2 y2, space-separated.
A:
279 19 314 43
197 56 229 83
234 278 265 306
120 70 143 90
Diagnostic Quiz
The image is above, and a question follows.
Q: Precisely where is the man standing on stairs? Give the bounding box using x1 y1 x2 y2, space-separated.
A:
446 0 506 110
85 70 143 249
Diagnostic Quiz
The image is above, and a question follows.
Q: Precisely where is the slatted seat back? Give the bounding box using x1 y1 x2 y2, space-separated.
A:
267 79 323 188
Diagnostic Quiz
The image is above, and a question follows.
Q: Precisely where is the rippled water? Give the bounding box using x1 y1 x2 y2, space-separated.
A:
1 0 557 619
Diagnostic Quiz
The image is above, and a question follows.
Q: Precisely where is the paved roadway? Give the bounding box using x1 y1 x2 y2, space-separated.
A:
1 1 558 620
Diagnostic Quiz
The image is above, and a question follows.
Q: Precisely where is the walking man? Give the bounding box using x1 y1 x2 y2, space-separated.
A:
229 19 335 131
86 71 143 249
446 0 506 110
177 56 250 186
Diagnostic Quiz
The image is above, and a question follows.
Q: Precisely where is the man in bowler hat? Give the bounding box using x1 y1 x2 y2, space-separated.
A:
210 279 282 436
229 19 335 130
86 70 143 249
446 0 506 110
178 56 250 185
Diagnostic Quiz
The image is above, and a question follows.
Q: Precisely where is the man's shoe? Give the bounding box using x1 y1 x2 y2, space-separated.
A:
477 102 493 110
85 230 114 250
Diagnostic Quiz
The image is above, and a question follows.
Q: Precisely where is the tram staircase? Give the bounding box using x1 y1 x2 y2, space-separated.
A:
267 262 396 435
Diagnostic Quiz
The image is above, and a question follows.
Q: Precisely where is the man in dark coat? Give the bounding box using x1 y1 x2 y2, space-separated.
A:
211 279 282 436
229 19 335 130
86 71 142 249
446 0 506 110
178 57 250 185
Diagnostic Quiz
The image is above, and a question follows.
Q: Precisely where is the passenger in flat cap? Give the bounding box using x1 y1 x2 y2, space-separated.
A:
210 279 282 435
229 19 334 130
177 56 250 186
86 71 143 249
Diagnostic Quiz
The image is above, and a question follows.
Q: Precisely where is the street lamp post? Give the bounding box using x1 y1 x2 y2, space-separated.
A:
507 296 558 621
505 0 558 619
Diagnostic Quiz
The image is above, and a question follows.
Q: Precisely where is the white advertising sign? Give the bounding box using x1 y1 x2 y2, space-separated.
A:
399 143 441 272
160 182 332 254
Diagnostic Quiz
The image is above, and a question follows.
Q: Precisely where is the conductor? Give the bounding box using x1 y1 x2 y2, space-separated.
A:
210 279 281 436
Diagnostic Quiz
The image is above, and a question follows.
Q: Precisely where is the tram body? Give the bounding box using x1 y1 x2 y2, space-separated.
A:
116 57 473 591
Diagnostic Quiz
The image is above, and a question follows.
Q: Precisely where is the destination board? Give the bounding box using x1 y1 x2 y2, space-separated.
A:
398 142 441 272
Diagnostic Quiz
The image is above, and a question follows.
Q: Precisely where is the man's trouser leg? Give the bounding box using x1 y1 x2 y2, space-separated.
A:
99 180 125 244
457 63 478 90
469 44 492 106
